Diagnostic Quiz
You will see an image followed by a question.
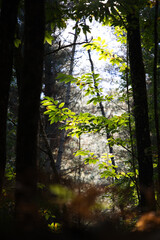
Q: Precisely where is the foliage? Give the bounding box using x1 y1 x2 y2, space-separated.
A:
41 68 133 185
42 94 129 138
41 96 76 124
44 30 55 45
2 0 160 235
40 208 61 232
5 164 16 181
83 37 128 75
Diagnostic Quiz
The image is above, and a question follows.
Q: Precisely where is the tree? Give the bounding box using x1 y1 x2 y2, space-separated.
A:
2 0 160 235
73 0 156 211
15 0 45 232
42 31 71 176
153 0 160 196
42 0 156 213
83 23 117 176
127 3 155 211
0 0 20 196
85 0 156 212
56 20 79 172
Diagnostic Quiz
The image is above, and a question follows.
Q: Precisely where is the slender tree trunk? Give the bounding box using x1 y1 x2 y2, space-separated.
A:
15 0 45 232
84 31 117 174
0 0 19 196
56 21 79 172
127 11 155 212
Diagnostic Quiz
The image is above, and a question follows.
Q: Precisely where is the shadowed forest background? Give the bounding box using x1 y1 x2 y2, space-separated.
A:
1 0 160 239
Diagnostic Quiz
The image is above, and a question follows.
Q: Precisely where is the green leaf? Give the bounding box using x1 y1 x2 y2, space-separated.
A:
75 149 90 157
97 36 101 41
59 102 65 108
84 157 98 164
44 31 54 45
102 39 106 45
14 38 21 48
56 73 77 83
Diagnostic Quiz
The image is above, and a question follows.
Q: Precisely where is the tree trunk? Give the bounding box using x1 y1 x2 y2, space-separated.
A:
15 0 45 232
153 0 160 198
84 30 117 174
127 11 155 212
126 42 140 203
0 0 19 196
56 21 79 172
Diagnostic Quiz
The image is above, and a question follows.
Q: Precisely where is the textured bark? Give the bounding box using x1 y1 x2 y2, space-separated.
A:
127 12 155 211
0 0 19 196
15 0 45 231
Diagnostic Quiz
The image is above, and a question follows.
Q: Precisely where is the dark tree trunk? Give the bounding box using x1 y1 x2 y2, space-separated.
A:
127 11 155 212
126 42 140 203
0 0 19 196
15 0 45 232
153 0 160 197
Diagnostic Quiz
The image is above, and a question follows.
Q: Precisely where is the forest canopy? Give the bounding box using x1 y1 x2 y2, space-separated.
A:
0 0 160 238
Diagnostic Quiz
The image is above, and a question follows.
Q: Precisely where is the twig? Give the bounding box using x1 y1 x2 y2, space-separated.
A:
8 117 17 127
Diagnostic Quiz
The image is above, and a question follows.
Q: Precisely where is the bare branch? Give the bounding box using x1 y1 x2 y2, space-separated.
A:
45 39 92 56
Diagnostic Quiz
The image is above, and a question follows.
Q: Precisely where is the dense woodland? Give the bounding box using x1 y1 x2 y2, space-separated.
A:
1 0 160 239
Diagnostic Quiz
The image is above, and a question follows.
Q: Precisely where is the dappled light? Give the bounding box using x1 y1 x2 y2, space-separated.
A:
0 0 160 239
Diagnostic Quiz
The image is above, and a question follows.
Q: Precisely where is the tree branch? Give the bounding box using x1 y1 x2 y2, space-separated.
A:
45 40 92 56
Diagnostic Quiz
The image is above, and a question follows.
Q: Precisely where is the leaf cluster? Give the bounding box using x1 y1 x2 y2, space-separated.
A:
83 37 123 65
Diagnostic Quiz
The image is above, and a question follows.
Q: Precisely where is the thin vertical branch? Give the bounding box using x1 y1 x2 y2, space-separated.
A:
83 22 117 176
56 21 79 172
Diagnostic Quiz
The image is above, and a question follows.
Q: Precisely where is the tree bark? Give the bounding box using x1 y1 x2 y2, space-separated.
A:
0 0 19 196
127 11 155 212
15 0 45 232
